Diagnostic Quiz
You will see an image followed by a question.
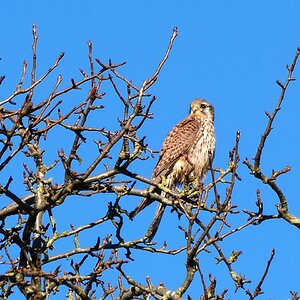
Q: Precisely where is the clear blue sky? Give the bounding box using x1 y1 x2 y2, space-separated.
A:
1 1 300 298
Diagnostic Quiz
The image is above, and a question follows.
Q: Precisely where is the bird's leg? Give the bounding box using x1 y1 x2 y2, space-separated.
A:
191 177 199 190
183 176 190 194
190 177 200 195
157 176 171 194
180 177 202 201
160 175 167 186
178 155 196 195
180 175 196 197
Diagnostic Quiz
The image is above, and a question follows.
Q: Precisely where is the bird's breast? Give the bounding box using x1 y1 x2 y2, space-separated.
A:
188 120 215 179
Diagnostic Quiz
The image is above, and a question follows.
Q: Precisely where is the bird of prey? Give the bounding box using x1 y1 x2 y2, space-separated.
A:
130 98 216 240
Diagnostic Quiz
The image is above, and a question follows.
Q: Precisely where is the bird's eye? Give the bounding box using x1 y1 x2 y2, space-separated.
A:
200 104 207 109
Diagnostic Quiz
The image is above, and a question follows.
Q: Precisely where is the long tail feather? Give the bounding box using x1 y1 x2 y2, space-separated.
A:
129 196 155 219
129 185 158 219
144 203 166 241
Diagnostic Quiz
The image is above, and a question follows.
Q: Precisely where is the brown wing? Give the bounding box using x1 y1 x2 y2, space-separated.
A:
153 116 202 179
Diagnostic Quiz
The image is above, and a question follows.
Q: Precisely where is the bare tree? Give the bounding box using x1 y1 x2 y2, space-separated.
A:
0 25 299 300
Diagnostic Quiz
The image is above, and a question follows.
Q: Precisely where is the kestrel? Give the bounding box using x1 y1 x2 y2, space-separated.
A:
130 98 216 240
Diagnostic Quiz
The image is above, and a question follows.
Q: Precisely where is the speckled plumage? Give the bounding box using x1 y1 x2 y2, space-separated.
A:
153 103 215 185
130 98 215 240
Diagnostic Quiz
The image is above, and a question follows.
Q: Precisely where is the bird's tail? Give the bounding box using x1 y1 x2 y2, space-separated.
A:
129 197 154 220
129 184 159 219
129 186 167 241
144 203 166 241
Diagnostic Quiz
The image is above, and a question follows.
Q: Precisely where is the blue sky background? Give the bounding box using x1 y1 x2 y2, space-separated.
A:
1 1 300 299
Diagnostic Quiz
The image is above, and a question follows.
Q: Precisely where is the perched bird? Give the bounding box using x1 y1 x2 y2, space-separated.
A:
130 98 216 240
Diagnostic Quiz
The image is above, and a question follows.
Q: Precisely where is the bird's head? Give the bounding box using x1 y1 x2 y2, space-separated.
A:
190 98 214 121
